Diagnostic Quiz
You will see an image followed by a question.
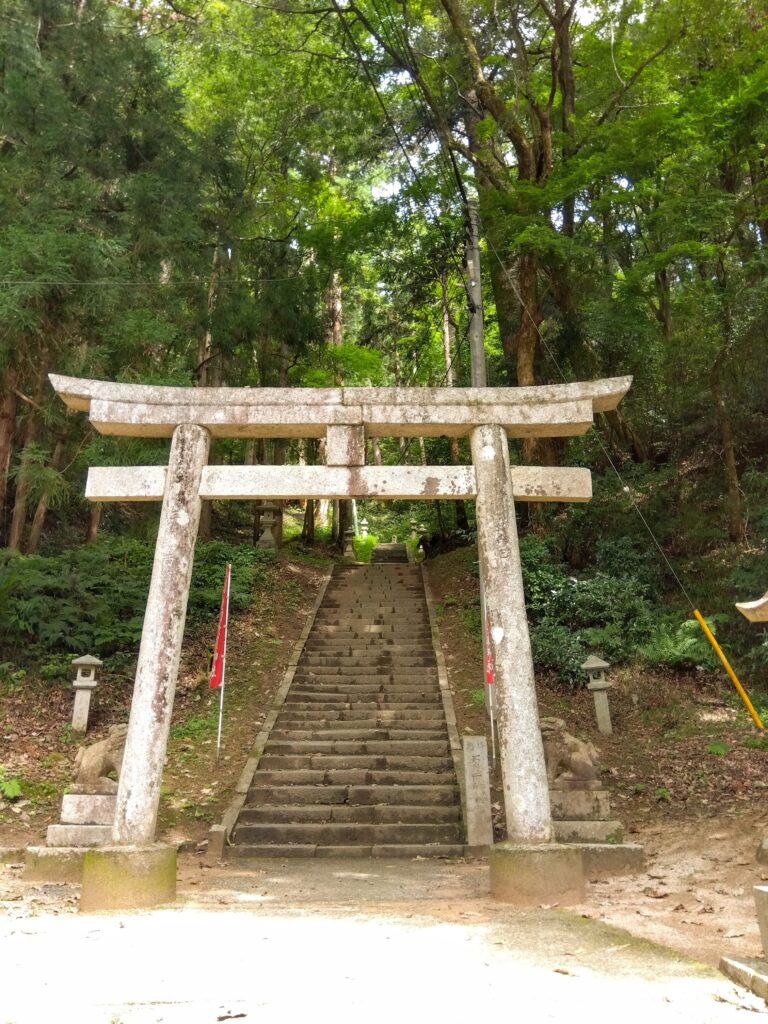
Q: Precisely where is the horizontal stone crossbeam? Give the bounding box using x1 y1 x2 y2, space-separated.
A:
49 374 631 440
85 465 593 503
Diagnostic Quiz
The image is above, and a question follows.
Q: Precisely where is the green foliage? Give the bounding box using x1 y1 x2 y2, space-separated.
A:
706 741 729 756
170 707 219 741
638 618 717 670
0 539 274 666
520 536 656 683
742 736 768 751
0 767 22 801
352 534 378 563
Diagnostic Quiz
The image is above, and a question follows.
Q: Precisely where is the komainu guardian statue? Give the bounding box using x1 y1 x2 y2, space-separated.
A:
72 723 128 793
540 717 601 790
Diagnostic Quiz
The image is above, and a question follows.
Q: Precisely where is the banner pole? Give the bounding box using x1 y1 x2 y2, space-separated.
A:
215 563 232 764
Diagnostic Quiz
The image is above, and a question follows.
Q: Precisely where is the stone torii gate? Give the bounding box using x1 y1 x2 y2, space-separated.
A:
50 373 631 856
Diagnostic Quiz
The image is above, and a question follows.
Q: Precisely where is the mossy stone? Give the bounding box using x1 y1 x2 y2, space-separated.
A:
80 844 177 912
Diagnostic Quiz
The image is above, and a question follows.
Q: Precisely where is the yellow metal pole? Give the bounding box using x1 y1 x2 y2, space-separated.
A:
693 609 764 730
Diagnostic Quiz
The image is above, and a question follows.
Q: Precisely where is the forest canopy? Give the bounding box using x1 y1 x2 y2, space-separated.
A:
1 0 767 679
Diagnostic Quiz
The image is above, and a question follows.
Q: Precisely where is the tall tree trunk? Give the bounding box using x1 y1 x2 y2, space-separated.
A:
711 252 745 542
710 347 745 542
0 374 18 543
301 439 318 544
197 243 221 543
7 419 38 552
85 504 102 544
325 271 343 346
440 275 469 531
25 440 64 554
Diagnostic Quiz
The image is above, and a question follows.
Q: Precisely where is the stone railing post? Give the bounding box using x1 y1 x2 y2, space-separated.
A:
470 423 552 843
112 423 210 845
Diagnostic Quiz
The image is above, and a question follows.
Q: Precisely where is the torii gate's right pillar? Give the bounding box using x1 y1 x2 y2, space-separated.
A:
471 424 552 842
472 423 584 901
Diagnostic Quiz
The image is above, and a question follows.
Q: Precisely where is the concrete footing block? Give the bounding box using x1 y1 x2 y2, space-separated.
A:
580 842 645 877
0 847 26 865
489 841 585 905
720 956 768 1003
754 886 768 955
25 846 85 883
79 844 177 912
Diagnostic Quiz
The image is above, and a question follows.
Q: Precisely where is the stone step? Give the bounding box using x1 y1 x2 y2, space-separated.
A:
274 724 448 741
286 691 442 705
238 804 460 824
289 680 440 693
232 822 461 845
264 739 449 755
298 658 435 668
249 768 455 786
227 843 465 860
296 666 438 676
302 642 434 652
258 754 455 771
270 728 447 741
227 555 461 859
245 784 459 806
281 700 444 712
275 710 446 724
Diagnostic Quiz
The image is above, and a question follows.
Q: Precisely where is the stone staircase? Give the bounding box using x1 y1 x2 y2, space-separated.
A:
370 542 409 563
228 558 464 858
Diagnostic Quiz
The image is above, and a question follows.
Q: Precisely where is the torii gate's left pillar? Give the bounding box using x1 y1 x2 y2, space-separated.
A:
113 423 210 844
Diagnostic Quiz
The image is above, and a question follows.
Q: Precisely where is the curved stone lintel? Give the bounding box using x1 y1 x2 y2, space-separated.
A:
736 593 768 622
49 373 632 440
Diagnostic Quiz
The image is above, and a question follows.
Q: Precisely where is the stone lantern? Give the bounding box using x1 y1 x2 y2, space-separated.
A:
71 654 102 733
361 517 369 538
343 526 355 559
410 517 418 541
256 504 276 549
581 654 613 735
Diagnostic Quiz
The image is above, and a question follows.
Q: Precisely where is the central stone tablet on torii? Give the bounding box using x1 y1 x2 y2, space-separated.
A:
50 373 631 853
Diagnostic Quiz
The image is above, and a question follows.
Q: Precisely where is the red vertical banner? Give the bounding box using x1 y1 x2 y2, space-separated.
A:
484 616 494 686
209 564 231 689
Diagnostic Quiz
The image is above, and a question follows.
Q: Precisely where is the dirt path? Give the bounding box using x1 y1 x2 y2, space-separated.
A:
1 855 766 1024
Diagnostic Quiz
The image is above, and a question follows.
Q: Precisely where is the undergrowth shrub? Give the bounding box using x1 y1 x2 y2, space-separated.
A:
353 534 378 562
0 538 273 668
638 616 718 669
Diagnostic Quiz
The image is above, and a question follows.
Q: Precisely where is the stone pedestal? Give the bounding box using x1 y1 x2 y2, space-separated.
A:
489 842 584 905
80 844 177 912
46 792 118 848
588 679 613 734
72 681 97 733
462 735 493 849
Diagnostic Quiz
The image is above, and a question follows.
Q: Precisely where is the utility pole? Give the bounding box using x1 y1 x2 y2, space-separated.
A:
466 198 487 387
